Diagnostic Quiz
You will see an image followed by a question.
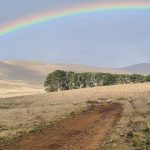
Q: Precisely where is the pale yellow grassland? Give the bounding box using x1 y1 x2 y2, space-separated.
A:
0 80 44 98
0 83 150 148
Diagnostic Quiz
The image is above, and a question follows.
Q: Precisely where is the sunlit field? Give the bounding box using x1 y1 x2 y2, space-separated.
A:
0 83 149 149
0 80 44 98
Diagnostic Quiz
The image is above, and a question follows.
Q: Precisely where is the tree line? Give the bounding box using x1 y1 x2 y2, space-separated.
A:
44 70 150 92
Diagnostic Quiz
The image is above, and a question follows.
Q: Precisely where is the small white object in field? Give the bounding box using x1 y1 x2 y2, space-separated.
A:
49 102 55 105
96 100 102 103
107 99 113 103
73 101 77 105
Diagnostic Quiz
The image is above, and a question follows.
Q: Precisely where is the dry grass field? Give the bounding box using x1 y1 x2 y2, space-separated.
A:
0 83 150 149
0 80 44 98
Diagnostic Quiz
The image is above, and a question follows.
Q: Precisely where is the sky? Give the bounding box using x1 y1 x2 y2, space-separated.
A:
0 0 150 68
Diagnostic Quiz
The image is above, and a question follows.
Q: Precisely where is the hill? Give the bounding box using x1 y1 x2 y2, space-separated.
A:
0 60 149 85
0 60 127 84
122 63 150 75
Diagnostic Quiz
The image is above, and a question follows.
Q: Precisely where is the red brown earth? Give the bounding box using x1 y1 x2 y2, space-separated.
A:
2 103 122 150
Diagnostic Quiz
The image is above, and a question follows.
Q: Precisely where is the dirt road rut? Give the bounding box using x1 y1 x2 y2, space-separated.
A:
3 103 122 150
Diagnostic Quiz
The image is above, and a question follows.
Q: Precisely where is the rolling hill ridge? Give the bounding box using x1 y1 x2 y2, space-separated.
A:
0 60 149 84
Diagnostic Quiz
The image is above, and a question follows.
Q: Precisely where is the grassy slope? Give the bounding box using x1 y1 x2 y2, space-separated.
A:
0 60 129 84
0 83 149 150
0 80 44 98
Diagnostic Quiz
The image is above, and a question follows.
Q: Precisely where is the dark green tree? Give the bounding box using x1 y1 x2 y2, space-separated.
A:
44 70 149 92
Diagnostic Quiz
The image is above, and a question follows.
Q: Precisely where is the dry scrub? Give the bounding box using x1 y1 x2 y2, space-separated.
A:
102 90 150 150
0 83 150 149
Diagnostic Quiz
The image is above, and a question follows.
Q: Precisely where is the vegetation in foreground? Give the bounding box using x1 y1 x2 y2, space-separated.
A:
0 83 149 150
102 92 150 150
44 70 150 92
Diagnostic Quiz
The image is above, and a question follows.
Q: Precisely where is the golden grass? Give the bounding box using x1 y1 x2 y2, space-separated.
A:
0 80 44 98
102 85 150 150
0 82 150 149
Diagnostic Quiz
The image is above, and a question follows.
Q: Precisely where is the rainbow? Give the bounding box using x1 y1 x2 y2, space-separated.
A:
0 2 150 37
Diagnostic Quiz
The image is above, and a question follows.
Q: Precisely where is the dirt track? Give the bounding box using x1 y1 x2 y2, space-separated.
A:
3 103 122 150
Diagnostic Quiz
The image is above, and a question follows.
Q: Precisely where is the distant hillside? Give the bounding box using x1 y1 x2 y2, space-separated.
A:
0 60 149 85
0 61 44 84
0 60 128 84
122 63 150 75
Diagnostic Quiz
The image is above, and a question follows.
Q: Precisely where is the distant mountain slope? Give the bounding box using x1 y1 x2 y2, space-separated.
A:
0 60 128 84
122 63 150 75
0 61 44 84
0 60 149 85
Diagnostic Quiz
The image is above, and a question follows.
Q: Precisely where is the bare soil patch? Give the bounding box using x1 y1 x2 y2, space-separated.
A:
2 103 122 150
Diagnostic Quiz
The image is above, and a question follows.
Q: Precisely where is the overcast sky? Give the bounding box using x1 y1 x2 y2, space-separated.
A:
0 0 150 67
